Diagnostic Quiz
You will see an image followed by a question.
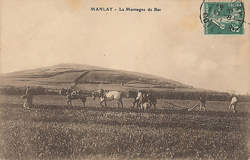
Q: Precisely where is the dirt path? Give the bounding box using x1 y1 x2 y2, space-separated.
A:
72 71 90 88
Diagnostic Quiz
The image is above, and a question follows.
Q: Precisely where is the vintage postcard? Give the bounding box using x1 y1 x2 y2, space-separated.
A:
0 0 250 159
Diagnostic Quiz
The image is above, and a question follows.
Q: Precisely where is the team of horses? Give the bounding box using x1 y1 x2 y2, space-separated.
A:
59 88 157 110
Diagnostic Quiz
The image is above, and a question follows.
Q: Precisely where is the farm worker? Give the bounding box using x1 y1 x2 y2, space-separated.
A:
132 90 143 108
229 95 239 113
23 86 33 109
199 94 207 111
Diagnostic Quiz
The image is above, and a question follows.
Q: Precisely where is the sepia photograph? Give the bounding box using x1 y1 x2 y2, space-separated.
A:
0 0 250 159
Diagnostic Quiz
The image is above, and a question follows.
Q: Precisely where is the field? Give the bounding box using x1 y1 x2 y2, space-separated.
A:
0 95 249 160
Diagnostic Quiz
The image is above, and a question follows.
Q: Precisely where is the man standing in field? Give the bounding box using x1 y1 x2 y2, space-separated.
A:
229 94 239 113
199 94 207 111
132 90 143 108
23 86 33 109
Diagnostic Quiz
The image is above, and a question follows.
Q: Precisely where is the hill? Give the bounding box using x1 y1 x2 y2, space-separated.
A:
0 63 196 91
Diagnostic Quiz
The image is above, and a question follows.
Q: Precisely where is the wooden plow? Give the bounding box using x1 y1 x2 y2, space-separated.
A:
164 101 201 111
164 101 189 111
187 103 200 111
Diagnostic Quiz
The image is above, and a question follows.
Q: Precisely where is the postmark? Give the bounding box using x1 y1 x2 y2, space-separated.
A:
200 0 245 34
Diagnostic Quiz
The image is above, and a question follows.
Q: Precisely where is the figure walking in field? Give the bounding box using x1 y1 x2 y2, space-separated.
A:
22 86 33 109
199 94 207 111
132 90 143 108
229 94 239 113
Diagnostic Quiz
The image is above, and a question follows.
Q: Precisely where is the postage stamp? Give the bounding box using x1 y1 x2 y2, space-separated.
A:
201 0 245 34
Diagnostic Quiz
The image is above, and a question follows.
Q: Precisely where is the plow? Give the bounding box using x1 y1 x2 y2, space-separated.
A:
164 101 201 111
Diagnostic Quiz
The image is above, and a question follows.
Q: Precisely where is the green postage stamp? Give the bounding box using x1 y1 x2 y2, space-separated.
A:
201 0 245 34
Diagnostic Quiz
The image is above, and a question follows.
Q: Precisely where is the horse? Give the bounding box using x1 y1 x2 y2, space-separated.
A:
60 89 87 107
92 89 124 108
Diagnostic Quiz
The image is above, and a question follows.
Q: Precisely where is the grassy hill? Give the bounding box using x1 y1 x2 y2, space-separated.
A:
3 63 248 101
0 63 194 91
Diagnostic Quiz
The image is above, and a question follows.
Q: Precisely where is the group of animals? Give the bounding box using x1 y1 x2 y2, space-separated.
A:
59 88 157 110
59 88 239 113
22 86 239 113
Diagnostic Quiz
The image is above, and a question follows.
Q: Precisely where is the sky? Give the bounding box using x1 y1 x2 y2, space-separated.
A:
1 0 250 94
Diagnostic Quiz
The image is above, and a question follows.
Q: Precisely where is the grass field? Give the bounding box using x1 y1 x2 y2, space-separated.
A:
0 95 249 160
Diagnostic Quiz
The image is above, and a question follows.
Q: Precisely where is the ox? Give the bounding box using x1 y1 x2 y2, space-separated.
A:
92 89 124 108
60 88 87 107
131 90 157 109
